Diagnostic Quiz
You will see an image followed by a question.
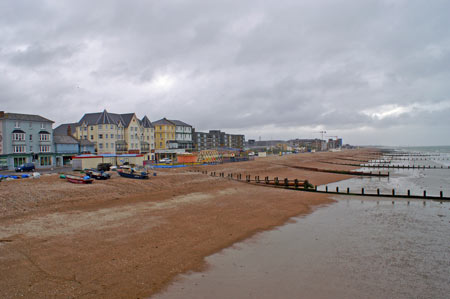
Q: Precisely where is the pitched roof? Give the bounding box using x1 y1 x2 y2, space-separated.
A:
120 113 135 126
141 116 154 128
54 135 79 144
169 119 192 127
54 123 78 136
79 139 95 146
0 112 54 123
153 118 176 126
77 110 139 127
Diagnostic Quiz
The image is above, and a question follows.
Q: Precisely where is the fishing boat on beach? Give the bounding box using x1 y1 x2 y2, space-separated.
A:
117 166 149 179
84 169 111 180
65 174 94 184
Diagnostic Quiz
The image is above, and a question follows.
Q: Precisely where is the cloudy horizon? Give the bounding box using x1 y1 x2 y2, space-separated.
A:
1 0 450 146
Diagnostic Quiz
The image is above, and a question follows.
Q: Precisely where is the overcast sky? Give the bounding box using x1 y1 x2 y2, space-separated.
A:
1 0 450 146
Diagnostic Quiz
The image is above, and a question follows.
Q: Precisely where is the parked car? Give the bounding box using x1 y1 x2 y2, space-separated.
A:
15 163 35 172
97 163 112 171
159 158 172 164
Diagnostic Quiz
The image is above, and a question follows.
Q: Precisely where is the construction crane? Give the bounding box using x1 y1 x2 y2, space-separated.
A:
316 130 327 141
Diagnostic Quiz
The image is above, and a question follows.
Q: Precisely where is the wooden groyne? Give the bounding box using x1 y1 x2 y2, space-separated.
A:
321 161 450 170
188 170 450 201
386 157 450 161
278 164 389 177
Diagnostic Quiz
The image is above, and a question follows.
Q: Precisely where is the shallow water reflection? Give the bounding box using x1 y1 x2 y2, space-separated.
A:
153 198 450 299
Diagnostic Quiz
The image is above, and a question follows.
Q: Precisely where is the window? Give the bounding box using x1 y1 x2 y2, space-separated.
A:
84 136 87 140
29 134 32 141
111 143 114 148
135 127 137 132
99 125 103 129
14 121 20 128
29 122 32 128
160 142 162 146
90 135 94 140
41 123 45 129
40 156 52 166
111 134 114 138
99 143 103 149
147 136 149 141
13 145 26 153
40 145 51 152
39 133 50 141
30 146 33 152
84 127 87 131
14 157 27 167
105 134 108 139
110 125 113 129
106 143 109 148
13 133 25 141
90 126 93 130
99 134 103 139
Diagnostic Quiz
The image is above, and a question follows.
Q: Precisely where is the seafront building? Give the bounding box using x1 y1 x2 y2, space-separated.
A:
1 109 246 168
0 111 55 170
153 118 194 160
65 110 155 160
193 129 245 151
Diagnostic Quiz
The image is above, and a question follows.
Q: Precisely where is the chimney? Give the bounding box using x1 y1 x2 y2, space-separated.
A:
0 111 4 118
67 125 72 136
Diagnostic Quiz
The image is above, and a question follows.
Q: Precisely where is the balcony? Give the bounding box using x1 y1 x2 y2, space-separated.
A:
140 141 150 153
116 140 128 153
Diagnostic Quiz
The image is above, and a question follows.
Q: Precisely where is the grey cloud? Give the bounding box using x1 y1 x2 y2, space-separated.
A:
1 0 450 145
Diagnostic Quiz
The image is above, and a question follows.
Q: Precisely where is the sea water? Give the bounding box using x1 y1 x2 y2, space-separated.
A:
153 147 450 299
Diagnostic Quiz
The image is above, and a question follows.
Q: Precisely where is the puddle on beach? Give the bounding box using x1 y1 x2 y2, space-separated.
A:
153 198 450 299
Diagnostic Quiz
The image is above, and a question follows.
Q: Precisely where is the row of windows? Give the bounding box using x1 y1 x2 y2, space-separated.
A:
96 143 155 150
13 145 51 153
14 122 47 129
13 133 50 141
80 125 153 132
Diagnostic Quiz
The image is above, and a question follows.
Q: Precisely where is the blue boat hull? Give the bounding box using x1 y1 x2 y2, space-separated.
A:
117 171 149 179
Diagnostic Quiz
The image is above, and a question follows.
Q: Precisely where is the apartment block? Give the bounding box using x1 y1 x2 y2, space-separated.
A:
0 111 55 170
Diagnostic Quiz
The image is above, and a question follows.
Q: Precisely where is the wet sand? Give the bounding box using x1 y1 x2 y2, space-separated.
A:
154 198 450 299
0 149 378 298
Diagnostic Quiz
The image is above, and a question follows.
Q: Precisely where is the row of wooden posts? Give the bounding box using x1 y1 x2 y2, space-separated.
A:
360 164 450 169
322 185 447 199
193 170 310 189
190 169 449 200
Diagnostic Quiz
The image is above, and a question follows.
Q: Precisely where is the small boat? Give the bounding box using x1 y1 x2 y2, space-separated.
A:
117 167 149 179
66 174 94 184
85 169 111 180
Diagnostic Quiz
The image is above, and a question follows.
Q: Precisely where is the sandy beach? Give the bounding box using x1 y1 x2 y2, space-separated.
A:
0 149 379 298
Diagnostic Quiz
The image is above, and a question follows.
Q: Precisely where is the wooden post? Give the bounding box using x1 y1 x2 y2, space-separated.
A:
284 178 289 188
336 186 339 193
423 190 427 197
440 191 443 198
377 188 380 195
407 189 410 197
392 189 395 196
294 179 299 189
265 176 269 184
325 186 328 192
274 177 279 185
347 187 350 194
361 188 365 195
